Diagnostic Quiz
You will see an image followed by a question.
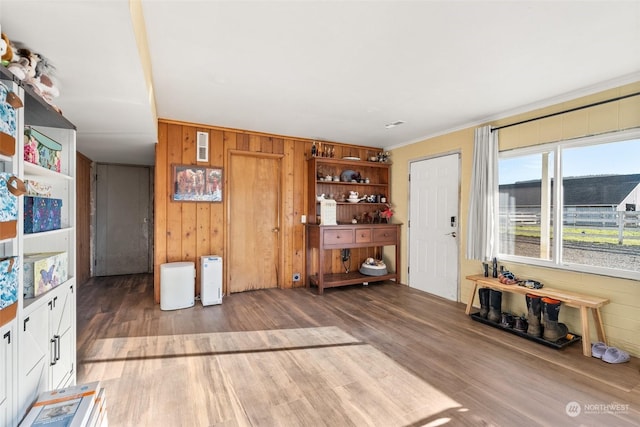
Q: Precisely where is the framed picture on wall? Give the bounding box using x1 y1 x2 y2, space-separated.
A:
172 164 223 202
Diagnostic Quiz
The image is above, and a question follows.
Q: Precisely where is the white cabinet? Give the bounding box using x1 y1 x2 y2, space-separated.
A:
1 70 20 427
1 62 76 426
17 282 76 418
0 320 17 427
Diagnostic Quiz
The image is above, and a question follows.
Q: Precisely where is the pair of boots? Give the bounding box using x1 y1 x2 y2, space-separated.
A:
478 288 501 323
526 294 568 342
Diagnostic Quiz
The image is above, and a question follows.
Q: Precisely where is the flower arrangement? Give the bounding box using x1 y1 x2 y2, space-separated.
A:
379 204 394 222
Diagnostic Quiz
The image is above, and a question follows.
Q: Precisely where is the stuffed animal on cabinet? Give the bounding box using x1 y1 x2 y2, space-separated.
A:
31 53 60 106
2 33 62 111
6 47 38 80
0 33 12 65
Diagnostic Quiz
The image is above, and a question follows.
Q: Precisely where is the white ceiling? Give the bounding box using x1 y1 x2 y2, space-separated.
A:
1 1 639 166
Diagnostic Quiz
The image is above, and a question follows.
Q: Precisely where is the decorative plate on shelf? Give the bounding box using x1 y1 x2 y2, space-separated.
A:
342 156 360 161
340 170 358 182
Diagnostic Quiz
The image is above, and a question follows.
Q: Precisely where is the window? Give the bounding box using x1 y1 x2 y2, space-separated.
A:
498 129 640 279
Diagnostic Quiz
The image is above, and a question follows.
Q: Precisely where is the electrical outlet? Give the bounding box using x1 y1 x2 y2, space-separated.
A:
293 273 301 281
341 249 351 262
301 215 306 224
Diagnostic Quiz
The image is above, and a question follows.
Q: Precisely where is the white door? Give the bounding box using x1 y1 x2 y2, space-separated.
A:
409 154 460 300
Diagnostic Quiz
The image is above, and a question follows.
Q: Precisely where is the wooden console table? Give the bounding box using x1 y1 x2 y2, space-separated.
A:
306 224 400 294
466 275 609 357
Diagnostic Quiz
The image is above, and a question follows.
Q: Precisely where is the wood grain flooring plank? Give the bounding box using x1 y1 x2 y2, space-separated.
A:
76 274 639 426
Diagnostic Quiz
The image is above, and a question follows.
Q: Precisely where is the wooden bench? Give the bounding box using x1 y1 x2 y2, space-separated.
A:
466 275 610 357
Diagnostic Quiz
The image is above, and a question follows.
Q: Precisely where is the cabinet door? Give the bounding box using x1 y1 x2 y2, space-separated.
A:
1 322 15 427
49 284 75 389
50 284 73 339
17 303 49 420
50 328 73 389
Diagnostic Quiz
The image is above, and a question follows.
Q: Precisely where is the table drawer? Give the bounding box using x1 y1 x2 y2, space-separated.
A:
373 227 397 244
323 229 354 245
355 228 372 243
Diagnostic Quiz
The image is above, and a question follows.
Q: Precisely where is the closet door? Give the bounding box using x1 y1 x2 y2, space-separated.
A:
228 152 282 293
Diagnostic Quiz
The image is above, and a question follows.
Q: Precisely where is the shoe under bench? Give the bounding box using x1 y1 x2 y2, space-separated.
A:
465 275 610 357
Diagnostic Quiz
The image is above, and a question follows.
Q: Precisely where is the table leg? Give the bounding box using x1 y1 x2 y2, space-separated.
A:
592 308 607 345
580 306 590 357
317 248 324 295
465 282 479 315
305 246 311 289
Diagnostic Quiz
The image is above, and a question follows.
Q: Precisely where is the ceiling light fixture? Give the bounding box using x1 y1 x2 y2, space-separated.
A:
384 120 405 129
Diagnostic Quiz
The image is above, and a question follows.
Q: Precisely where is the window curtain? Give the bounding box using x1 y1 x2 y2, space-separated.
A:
466 125 498 261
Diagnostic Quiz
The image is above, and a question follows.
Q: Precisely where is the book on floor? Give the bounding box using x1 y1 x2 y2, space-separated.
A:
20 381 101 427
87 387 107 427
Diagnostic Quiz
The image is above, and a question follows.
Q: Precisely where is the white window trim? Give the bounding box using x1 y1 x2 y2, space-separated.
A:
498 127 640 281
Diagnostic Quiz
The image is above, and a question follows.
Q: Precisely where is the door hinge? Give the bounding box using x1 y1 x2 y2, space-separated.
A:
3 330 10 344
408 173 411 182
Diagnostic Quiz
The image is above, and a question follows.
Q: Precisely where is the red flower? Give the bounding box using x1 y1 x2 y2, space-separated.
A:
380 205 394 220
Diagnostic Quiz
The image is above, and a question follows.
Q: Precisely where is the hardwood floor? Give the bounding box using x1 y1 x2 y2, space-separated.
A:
76 275 639 426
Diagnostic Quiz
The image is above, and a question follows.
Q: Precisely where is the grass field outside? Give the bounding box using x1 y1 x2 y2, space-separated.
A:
512 225 640 246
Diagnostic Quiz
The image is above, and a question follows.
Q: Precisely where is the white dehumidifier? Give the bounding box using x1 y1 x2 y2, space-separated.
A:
201 255 222 306
160 262 195 311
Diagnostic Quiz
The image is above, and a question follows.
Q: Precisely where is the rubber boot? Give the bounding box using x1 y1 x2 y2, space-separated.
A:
542 297 569 342
488 289 502 323
526 294 542 337
478 288 490 319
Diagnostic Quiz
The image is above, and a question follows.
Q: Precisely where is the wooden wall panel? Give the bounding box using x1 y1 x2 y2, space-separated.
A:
166 124 184 263
210 129 225 258
154 123 168 302
76 151 92 286
154 119 382 303
180 127 197 264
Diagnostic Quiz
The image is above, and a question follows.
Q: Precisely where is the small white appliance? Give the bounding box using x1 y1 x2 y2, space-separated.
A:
160 261 195 310
201 255 223 306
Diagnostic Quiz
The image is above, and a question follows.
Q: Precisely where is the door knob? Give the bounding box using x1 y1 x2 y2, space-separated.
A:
446 231 457 238
272 227 280 232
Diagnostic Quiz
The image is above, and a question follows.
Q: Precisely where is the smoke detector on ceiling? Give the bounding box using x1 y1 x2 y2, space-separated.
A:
384 120 405 129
